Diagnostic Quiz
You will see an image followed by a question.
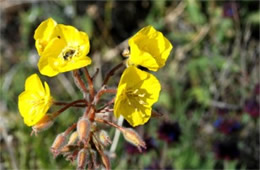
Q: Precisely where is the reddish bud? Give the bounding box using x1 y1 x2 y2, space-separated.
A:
68 131 78 145
120 128 146 152
77 118 91 144
51 133 66 157
77 148 89 170
31 115 53 136
98 130 112 147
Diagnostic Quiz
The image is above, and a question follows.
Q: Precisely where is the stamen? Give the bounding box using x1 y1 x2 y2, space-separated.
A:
138 99 147 105
138 93 145 97
133 89 139 94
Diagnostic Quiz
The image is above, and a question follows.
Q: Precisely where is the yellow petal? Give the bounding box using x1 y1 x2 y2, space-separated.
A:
34 18 57 40
115 99 152 127
114 66 161 126
18 74 53 126
128 25 173 71
54 24 81 44
34 18 57 54
25 74 45 94
35 21 91 77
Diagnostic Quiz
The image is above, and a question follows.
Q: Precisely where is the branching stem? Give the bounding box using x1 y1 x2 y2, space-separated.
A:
83 67 95 101
102 62 124 86
52 99 87 118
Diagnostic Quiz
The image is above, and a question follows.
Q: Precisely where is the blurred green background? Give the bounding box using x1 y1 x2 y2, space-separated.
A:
1 0 259 169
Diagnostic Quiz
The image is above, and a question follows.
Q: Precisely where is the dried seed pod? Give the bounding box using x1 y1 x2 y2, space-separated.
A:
77 148 89 170
98 130 112 147
68 131 78 145
51 133 67 157
31 115 53 136
120 128 146 152
77 117 91 144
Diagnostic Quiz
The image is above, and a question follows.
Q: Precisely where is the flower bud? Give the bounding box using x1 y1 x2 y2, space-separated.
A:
68 131 78 145
60 144 78 154
51 133 66 157
89 149 99 169
77 118 91 144
77 148 89 170
100 152 110 170
98 130 112 147
31 115 53 136
121 128 146 152
122 48 130 57
92 136 110 169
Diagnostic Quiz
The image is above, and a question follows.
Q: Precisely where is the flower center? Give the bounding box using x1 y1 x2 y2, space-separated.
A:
125 89 148 107
63 49 75 60
60 46 79 61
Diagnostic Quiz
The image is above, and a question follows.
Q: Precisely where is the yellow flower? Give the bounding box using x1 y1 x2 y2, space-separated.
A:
18 74 53 126
128 25 173 71
114 66 161 126
34 18 92 77
34 18 57 55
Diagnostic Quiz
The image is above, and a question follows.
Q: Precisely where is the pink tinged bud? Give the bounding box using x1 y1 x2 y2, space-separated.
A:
98 130 112 147
77 118 91 144
31 115 53 136
51 133 67 157
121 128 146 152
68 131 78 145
77 148 89 170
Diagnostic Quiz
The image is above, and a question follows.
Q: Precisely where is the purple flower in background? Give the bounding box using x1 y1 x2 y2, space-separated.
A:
222 2 239 18
214 139 240 160
214 118 242 135
158 121 181 144
244 98 260 118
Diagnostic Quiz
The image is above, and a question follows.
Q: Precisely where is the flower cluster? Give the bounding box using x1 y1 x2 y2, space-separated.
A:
18 18 172 169
114 26 172 126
